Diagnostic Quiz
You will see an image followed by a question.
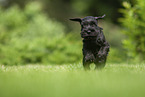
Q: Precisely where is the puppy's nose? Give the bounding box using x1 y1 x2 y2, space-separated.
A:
87 30 91 34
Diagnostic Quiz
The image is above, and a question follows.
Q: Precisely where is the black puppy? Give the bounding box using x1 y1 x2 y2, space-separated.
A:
70 15 110 70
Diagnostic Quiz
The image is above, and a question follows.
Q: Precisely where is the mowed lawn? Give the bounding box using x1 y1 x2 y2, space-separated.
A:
0 63 145 97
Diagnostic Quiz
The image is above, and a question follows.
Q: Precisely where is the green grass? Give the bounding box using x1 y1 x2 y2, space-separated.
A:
0 63 145 97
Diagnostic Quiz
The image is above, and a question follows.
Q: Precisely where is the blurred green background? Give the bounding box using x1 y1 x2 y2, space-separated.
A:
0 0 144 65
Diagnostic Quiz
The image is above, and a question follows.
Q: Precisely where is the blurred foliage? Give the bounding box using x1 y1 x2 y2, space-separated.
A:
0 0 134 25
119 0 145 62
0 2 82 65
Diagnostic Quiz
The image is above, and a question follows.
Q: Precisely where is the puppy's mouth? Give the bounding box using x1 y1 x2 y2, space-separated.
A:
83 36 96 40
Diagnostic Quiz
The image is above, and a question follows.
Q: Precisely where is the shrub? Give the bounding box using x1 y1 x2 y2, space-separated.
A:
119 0 145 62
0 2 82 65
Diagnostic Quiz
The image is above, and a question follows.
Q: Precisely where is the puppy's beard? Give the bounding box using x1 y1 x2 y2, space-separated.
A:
81 36 97 40
81 32 98 40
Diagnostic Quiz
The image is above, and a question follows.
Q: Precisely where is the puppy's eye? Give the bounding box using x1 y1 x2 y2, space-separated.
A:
90 22 95 26
83 22 88 26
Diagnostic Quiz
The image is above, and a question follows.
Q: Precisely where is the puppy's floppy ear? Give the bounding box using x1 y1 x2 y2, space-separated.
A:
95 14 106 20
69 18 82 22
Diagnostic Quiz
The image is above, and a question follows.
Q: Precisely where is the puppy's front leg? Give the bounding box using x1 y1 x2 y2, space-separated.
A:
83 60 90 70
82 54 92 70
97 41 110 64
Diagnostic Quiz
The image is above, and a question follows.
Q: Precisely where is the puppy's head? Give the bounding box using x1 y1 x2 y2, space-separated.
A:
70 15 105 39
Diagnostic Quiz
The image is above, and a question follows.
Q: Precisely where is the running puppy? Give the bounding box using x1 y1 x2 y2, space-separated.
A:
70 15 110 70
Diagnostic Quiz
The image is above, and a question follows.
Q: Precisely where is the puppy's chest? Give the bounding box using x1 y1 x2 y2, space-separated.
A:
83 42 100 59
83 40 100 51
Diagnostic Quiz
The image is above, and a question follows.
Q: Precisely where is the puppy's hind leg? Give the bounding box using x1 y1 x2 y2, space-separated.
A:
94 60 106 70
94 62 105 70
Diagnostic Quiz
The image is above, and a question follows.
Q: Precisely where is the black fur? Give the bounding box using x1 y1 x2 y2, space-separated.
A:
70 15 110 70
